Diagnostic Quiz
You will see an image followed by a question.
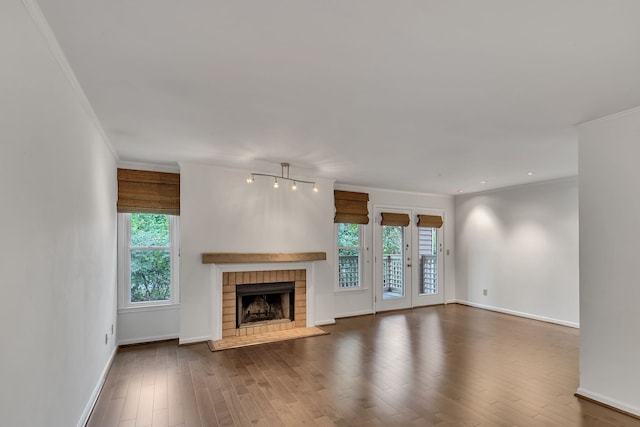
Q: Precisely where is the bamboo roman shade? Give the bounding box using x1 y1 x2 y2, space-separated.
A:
417 214 443 228
117 168 180 215
380 212 410 227
334 190 369 224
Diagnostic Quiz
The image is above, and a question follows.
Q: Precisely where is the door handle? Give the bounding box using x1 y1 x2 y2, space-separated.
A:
407 264 412 267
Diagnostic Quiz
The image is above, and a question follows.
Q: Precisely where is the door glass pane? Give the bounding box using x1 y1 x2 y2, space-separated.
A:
382 225 404 299
419 227 438 295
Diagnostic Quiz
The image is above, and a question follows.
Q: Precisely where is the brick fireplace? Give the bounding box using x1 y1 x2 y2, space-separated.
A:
221 269 307 338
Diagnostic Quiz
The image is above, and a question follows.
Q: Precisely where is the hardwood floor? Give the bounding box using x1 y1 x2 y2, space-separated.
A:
87 304 640 426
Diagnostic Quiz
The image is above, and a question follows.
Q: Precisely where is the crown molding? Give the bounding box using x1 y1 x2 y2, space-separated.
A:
20 0 119 161
454 175 578 198
118 160 180 174
576 105 640 128
334 182 453 199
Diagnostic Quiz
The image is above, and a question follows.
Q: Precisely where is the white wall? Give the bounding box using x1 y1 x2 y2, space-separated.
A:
117 306 180 345
455 178 579 327
179 163 335 343
0 1 117 426
333 185 456 317
577 107 640 416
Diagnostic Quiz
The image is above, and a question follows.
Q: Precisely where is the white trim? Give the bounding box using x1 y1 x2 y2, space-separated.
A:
455 300 580 328
118 161 180 174
454 175 578 198
335 183 452 199
117 303 180 314
576 387 640 418
335 309 374 319
179 335 213 345
20 0 118 162
118 334 179 346
76 345 117 427
576 105 640 128
315 319 337 326
334 287 369 294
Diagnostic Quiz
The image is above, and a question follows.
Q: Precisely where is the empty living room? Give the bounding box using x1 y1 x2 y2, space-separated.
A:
3 1 640 426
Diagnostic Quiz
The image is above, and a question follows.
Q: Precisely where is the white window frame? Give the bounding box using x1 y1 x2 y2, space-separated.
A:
335 223 366 292
118 213 180 310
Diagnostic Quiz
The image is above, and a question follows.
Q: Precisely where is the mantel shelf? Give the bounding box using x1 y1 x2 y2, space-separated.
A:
201 252 327 264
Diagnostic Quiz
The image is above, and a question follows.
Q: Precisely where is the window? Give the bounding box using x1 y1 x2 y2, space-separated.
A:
119 213 179 308
418 227 438 295
337 223 363 289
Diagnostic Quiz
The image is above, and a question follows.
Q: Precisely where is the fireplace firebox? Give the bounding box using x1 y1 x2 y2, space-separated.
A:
236 281 295 328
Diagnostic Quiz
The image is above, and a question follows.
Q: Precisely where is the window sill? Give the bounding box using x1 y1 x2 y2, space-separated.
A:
118 303 180 314
334 287 368 294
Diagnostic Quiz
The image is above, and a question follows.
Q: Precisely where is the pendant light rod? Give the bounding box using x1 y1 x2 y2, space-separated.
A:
246 163 318 191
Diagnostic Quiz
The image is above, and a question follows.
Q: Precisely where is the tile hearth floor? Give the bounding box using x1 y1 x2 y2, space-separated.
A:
207 326 329 351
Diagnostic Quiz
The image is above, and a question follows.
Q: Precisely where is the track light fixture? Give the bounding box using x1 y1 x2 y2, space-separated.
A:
246 163 317 192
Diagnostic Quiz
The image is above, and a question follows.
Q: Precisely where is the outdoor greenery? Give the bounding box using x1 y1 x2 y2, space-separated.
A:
337 223 403 255
131 213 169 246
130 213 171 303
382 225 403 255
337 223 359 256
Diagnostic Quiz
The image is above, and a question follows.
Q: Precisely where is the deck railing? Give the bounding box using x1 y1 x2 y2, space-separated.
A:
383 254 403 292
420 254 437 294
340 254 437 294
338 255 359 288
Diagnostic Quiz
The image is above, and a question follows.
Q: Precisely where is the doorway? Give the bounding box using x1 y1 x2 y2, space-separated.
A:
374 207 444 312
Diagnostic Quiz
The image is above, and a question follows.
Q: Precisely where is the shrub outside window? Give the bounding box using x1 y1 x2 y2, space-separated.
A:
120 213 179 308
337 223 362 289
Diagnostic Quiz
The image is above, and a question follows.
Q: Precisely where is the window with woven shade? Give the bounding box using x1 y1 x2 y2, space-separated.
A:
117 168 180 309
334 190 369 224
117 168 180 215
334 190 369 290
416 214 443 228
380 212 410 227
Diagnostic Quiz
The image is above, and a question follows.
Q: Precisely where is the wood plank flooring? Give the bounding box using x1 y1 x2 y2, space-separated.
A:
208 326 329 351
87 304 640 426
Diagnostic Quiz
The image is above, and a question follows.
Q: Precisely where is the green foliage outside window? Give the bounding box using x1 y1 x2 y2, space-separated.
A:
131 213 169 246
338 223 359 256
130 213 171 303
383 225 402 255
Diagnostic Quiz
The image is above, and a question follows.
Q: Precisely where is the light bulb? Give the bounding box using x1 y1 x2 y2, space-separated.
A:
313 184 319 193
273 179 279 189
291 181 297 191
246 175 253 184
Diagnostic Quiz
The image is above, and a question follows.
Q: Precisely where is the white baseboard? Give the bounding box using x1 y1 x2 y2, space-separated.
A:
315 318 336 326
577 387 640 418
77 346 117 427
454 300 580 328
334 309 374 319
118 334 179 346
178 335 213 345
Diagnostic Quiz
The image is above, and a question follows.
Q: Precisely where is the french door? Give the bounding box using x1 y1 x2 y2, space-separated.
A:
374 207 444 312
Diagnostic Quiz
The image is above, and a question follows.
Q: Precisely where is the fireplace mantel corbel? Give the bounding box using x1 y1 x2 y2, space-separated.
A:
201 252 326 264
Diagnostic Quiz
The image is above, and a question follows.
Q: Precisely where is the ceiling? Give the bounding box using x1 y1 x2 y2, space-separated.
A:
36 1 640 194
